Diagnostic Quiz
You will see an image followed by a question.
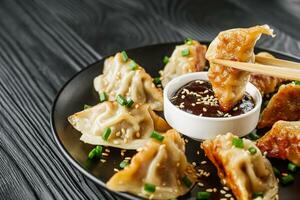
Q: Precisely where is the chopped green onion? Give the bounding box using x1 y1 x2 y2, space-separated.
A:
184 38 193 45
99 92 108 103
294 81 300 85
119 160 129 169
129 60 138 70
281 174 294 185
181 175 192 188
153 77 161 86
102 127 111 141
88 145 102 159
181 48 190 57
121 51 128 62
252 192 264 198
196 191 211 199
150 131 164 142
248 130 260 141
126 99 134 108
144 183 156 193
116 94 127 106
248 147 257 155
273 167 280 177
163 56 169 64
84 104 92 109
232 137 244 148
288 163 297 173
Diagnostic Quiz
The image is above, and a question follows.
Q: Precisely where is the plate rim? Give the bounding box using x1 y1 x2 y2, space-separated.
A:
50 41 300 200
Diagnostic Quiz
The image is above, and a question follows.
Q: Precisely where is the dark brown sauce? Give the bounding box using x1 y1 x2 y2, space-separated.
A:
170 80 255 117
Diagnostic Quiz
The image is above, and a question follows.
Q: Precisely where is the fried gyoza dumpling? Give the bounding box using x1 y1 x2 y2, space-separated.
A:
68 102 170 149
250 52 284 95
258 83 300 128
94 52 163 111
107 129 196 199
161 40 207 87
206 25 274 112
257 120 300 166
202 133 278 200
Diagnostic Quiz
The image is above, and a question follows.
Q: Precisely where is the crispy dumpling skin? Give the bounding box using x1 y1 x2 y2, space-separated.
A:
202 133 278 200
94 52 163 111
107 129 197 199
257 120 300 166
250 52 284 95
206 25 274 112
258 83 300 128
68 101 170 149
161 40 207 87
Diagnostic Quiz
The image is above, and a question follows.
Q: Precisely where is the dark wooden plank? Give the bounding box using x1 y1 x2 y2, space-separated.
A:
0 1 116 200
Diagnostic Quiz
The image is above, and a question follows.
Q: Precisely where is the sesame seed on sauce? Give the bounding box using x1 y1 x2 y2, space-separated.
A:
197 182 204 187
170 80 255 117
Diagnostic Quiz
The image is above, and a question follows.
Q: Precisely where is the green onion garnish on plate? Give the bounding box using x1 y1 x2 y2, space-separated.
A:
144 183 156 193
88 145 102 159
99 92 108 103
102 127 111 141
294 80 300 85
281 174 294 185
116 94 127 106
129 60 138 70
181 48 190 57
184 38 193 45
84 104 92 109
153 77 161 86
196 191 210 199
163 56 169 64
287 162 297 173
232 137 244 148
150 131 164 142
121 51 128 62
181 175 192 188
119 160 129 169
126 99 134 108
248 147 257 155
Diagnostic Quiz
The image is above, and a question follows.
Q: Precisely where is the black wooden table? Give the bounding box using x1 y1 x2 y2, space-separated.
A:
1 0 300 199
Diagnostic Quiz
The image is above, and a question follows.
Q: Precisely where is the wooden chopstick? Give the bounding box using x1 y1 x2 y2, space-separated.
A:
255 55 300 69
210 58 300 80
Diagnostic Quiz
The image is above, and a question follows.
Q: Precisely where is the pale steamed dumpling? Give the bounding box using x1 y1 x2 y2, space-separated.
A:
107 129 197 199
161 40 207 87
94 52 163 111
68 101 170 149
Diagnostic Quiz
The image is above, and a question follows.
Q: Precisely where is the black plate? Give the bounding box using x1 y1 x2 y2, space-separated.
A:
51 42 300 200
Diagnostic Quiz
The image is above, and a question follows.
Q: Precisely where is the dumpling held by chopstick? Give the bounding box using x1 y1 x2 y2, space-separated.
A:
206 25 274 112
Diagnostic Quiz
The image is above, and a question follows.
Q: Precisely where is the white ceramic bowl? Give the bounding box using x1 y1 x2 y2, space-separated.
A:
163 72 262 140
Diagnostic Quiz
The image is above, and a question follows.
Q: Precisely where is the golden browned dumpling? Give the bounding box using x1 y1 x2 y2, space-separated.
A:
258 83 300 128
250 52 284 95
257 120 300 166
161 40 207 87
107 129 196 199
68 102 170 149
206 25 274 112
94 52 163 111
202 133 278 200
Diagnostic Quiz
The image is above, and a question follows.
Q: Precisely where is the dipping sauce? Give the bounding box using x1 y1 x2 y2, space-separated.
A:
170 80 255 117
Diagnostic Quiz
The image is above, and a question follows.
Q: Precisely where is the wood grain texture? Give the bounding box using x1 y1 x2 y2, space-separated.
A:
0 0 299 199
